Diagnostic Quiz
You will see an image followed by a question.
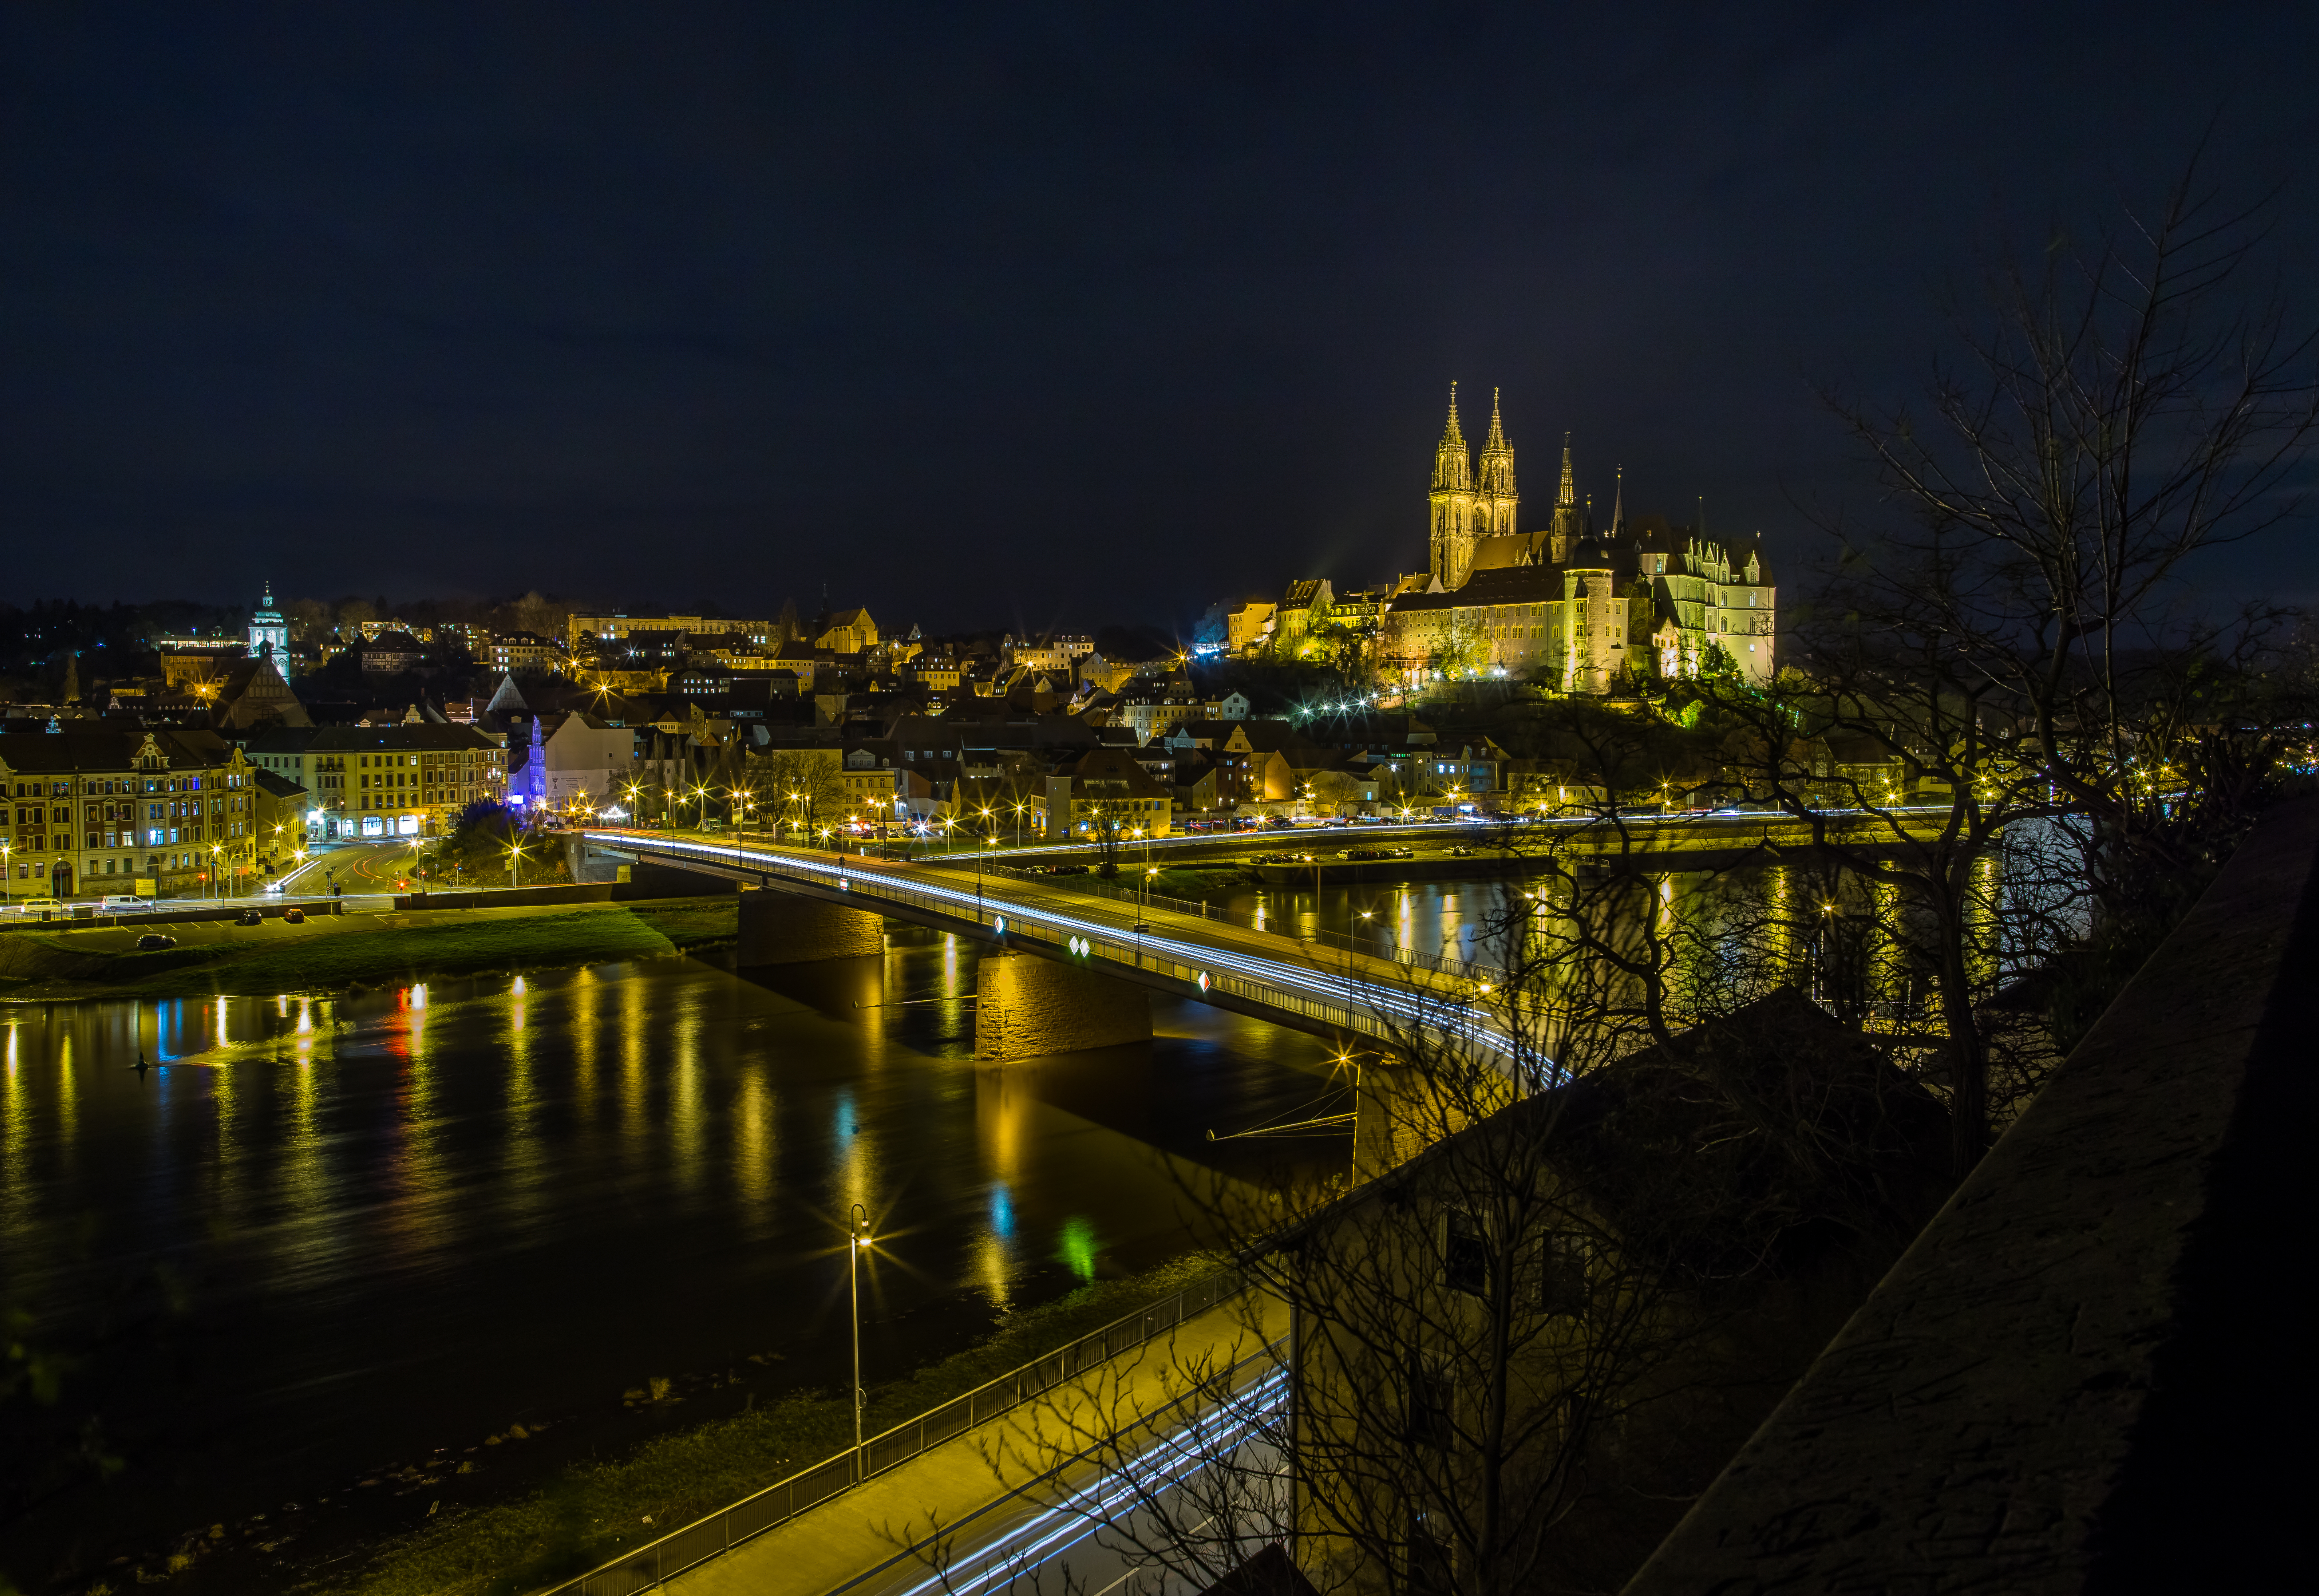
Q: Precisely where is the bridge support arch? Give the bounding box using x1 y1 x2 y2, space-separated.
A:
737 887 886 966
975 952 1152 1062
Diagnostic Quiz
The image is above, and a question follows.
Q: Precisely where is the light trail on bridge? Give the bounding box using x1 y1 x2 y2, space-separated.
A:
882 1361 1292 1596
585 832 1529 1067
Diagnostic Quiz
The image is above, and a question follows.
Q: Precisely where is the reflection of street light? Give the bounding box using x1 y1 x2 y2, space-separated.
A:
849 1203 870 1477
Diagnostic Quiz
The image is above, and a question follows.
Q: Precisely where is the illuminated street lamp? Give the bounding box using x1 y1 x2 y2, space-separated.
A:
505 836 528 889
849 1203 871 1476
1 841 11 911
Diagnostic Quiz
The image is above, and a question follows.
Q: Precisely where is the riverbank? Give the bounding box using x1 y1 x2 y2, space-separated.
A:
106 1254 1218 1596
0 899 739 1001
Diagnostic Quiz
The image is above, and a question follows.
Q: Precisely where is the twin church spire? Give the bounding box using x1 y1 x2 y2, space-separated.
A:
1429 383 1580 588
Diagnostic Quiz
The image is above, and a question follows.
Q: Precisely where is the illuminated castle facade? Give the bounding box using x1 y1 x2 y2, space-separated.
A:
1392 387 1777 692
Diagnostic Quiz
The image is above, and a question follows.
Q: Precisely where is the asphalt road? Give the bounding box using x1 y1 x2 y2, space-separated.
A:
273 838 423 896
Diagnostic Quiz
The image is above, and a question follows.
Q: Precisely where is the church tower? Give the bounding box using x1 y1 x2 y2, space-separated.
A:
1474 388 1519 546
1428 384 1477 589
1548 435 1583 564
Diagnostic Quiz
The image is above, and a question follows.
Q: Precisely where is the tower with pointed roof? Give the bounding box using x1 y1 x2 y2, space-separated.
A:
1428 384 1524 590
1427 384 1477 589
248 581 290 670
1548 434 1583 563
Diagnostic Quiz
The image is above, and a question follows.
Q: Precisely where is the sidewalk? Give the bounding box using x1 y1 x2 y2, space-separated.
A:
668 1294 1287 1596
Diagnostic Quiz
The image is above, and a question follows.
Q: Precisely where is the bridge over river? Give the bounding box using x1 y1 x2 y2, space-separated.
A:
580 830 1522 1076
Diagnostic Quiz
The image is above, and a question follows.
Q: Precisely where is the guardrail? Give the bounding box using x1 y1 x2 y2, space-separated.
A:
535 1270 1249 1596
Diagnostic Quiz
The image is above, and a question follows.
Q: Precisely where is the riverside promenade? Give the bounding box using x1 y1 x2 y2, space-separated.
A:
668 1293 1289 1596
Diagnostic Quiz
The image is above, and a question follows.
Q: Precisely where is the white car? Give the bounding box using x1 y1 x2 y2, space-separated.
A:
101 895 156 913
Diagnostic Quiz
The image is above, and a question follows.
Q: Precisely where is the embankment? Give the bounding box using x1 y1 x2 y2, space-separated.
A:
0 899 739 1001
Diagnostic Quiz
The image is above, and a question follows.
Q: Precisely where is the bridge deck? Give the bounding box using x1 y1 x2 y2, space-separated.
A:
584 832 1519 1065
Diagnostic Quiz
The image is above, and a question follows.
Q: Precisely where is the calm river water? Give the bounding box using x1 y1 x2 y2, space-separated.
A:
0 881 1533 1590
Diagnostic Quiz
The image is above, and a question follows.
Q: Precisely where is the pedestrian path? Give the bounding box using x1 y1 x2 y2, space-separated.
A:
667 1294 1287 1596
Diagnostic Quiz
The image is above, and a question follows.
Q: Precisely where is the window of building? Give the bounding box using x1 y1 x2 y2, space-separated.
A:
1407 1352 1455 1452
1540 1232 1593 1317
1443 1209 1489 1298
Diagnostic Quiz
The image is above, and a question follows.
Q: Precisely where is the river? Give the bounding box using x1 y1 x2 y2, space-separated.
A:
0 880 1539 1592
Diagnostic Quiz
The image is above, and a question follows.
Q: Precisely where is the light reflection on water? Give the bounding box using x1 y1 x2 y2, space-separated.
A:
0 930 1338 1572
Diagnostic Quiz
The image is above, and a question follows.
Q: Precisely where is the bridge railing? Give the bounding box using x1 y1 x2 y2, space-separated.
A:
531 1270 1251 1596
1023 870 1489 983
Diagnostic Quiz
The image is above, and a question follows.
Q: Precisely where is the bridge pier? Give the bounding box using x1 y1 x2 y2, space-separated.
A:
975 953 1152 1062
736 888 886 966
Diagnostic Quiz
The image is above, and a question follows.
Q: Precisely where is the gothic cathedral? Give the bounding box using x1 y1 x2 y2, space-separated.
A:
1426 385 1582 589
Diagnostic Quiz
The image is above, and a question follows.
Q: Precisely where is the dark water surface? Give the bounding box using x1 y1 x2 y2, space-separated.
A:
1 913 1417 1590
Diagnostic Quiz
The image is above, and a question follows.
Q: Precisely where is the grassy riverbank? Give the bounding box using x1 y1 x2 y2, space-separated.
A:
0 900 739 1001
327 1254 1223 1596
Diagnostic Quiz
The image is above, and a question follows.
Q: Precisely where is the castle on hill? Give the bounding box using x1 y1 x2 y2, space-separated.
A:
1387 385 1776 693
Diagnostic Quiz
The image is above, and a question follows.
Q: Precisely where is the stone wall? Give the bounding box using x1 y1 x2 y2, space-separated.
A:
1621 799 2319 1594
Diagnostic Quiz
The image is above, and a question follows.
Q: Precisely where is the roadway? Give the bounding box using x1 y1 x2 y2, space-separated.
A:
662 1295 1289 1596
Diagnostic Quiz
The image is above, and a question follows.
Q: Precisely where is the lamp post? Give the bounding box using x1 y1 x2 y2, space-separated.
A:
506 836 527 889
1 841 11 911
850 1203 870 1476
209 843 223 902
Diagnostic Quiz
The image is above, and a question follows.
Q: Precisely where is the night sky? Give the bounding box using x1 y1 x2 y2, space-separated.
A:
3 5 2313 633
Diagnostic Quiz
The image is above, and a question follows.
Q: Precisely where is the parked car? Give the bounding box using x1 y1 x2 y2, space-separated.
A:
1449 845 1475 858
135 933 177 951
283 907 308 924
237 909 263 926
1342 847 1386 861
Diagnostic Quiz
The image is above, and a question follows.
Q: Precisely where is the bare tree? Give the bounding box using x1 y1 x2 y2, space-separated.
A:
892 731 1948 1596
1717 160 2318 1169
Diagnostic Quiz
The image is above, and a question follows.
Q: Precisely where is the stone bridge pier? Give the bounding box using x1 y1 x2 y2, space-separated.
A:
975 952 1152 1063
736 887 886 966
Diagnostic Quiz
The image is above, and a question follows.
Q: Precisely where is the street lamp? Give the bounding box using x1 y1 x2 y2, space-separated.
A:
209 843 222 902
506 836 527 888
850 1203 870 1476
0 841 11 911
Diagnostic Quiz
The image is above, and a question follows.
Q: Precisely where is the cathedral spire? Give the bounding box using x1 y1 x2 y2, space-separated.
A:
1484 387 1507 453
1610 467 1625 535
1431 382 1472 491
1558 434 1577 508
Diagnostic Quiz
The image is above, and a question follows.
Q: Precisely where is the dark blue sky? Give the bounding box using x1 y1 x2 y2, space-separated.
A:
3 4 2313 632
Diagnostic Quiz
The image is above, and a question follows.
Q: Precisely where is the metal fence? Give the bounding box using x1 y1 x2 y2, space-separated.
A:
533 1271 1248 1596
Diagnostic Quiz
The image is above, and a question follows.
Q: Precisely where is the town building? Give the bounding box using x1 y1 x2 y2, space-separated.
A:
1036 746 1175 839
0 728 260 897
242 723 506 841
565 612 778 651
488 630 559 674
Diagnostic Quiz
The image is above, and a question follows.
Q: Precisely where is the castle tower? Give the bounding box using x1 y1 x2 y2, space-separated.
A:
1428 384 1478 589
1548 435 1583 563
